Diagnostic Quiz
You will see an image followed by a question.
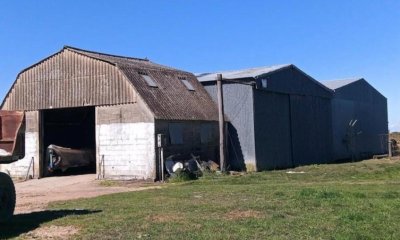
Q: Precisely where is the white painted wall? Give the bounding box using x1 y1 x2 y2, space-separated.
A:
96 122 155 180
0 132 39 178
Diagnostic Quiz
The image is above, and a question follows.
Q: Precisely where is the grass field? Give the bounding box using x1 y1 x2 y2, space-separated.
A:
3 158 400 239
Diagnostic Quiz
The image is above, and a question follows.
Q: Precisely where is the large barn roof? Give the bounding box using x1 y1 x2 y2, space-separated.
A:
2 46 219 121
65 46 177 71
66 46 219 121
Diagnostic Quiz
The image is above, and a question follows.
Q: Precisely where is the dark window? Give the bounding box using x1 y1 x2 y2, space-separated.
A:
169 123 183 144
200 124 213 144
140 74 158 87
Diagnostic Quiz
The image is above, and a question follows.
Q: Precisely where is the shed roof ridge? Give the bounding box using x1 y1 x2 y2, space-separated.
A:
322 77 363 83
322 78 364 90
196 64 293 82
64 46 187 73
202 64 292 77
63 45 149 62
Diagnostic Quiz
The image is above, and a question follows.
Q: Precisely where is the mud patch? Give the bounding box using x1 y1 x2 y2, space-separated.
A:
224 210 263 220
22 225 79 239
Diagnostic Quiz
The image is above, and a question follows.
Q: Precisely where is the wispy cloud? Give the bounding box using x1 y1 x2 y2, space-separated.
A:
389 121 400 132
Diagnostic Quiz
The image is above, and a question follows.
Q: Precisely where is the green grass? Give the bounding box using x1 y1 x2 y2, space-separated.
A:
3 158 400 239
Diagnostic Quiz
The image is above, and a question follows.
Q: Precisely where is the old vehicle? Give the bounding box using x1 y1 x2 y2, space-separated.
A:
0 110 25 222
45 144 95 175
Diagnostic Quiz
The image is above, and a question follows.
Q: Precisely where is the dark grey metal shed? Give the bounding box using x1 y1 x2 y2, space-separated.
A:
198 64 334 171
323 78 388 161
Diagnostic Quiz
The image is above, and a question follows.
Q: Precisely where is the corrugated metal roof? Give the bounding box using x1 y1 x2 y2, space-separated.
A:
196 64 292 82
2 46 219 121
322 78 362 90
66 46 178 71
64 47 220 121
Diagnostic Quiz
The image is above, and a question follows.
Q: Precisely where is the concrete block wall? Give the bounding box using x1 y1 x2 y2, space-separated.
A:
96 102 155 180
96 122 155 179
0 111 40 178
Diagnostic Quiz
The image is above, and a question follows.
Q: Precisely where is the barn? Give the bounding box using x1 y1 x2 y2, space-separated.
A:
197 64 334 171
0 46 219 180
322 78 388 161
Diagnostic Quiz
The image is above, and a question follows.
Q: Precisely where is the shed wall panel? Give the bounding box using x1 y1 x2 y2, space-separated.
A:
330 80 388 161
331 98 388 160
290 95 333 165
253 91 293 170
203 83 255 170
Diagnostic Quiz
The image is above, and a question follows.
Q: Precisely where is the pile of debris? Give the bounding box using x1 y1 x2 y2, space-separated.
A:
164 154 220 180
391 139 399 156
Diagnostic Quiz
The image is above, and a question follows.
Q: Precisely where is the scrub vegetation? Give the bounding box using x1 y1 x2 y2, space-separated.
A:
3 158 400 239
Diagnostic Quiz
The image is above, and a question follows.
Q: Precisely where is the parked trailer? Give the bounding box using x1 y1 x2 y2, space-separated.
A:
0 110 25 222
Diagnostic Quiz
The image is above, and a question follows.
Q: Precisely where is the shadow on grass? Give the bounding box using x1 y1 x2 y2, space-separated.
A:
0 209 101 239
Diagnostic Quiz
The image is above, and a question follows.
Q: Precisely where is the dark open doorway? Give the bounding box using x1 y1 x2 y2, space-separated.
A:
40 107 96 177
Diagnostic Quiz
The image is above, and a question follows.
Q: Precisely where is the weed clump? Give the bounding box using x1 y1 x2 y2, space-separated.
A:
168 169 198 182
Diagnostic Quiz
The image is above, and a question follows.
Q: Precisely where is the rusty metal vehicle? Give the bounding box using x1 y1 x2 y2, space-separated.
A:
0 110 25 222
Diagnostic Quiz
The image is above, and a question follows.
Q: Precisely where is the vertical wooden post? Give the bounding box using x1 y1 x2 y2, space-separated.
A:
388 136 392 158
217 74 226 172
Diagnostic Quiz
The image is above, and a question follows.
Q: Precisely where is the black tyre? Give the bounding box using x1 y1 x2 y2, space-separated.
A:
0 172 16 222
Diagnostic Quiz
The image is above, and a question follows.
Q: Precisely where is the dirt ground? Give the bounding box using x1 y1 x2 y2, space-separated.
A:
14 174 160 214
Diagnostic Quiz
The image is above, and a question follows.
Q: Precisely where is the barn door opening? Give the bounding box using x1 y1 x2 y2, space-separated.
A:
40 106 96 177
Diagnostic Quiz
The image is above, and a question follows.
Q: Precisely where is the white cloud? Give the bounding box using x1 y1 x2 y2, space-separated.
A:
389 121 400 132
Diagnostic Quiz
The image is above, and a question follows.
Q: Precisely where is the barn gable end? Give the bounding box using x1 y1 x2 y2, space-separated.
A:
2 48 137 111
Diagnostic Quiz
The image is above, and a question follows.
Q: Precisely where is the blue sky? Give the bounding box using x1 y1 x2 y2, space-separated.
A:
1 1 399 131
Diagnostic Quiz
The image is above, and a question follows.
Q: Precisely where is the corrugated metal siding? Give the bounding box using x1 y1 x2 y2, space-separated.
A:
203 83 255 170
2 49 136 111
253 91 293 170
202 66 334 171
331 80 388 160
290 95 333 165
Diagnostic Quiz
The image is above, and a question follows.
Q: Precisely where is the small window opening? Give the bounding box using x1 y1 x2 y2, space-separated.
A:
180 79 195 91
261 78 268 88
169 123 183 144
140 73 158 88
200 124 213 144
